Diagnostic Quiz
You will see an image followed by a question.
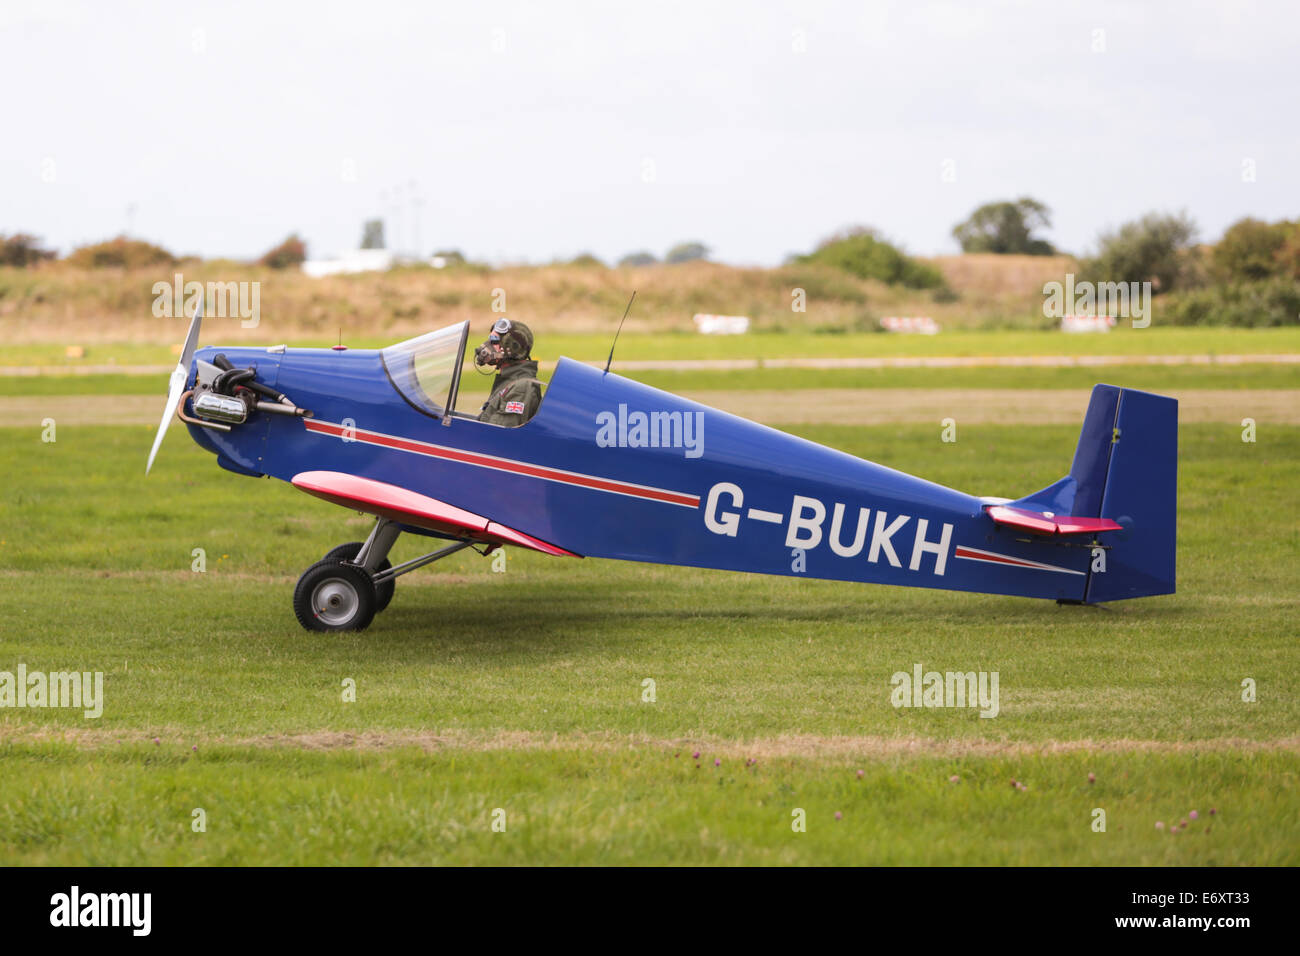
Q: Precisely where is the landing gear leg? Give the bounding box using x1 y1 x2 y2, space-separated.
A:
353 518 402 611
293 522 476 632
317 519 401 612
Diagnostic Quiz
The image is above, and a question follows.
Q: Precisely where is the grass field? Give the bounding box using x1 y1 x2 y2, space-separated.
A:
1 393 1296 863
3 326 1299 371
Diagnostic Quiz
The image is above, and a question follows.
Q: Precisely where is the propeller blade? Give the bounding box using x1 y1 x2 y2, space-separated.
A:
145 299 204 474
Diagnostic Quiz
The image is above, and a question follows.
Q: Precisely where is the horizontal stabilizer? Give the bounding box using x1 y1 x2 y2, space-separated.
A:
985 504 1122 536
291 470 580 557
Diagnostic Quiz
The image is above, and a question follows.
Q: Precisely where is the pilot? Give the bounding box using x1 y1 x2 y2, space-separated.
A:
474 317 543 427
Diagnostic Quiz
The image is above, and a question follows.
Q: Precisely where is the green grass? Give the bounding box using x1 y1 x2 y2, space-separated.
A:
0 422 1295 864
1 746 1289 865
4 325 1298 370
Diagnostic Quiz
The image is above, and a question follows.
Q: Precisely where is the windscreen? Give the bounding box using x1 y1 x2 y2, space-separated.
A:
380 320 469 417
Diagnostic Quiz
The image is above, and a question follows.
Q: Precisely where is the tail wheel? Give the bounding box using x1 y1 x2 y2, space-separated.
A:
322 541 395 612
294 561 377 632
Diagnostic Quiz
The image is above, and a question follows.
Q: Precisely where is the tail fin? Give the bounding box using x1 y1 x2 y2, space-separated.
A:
1009 384 1178 602
1084 385 1178 601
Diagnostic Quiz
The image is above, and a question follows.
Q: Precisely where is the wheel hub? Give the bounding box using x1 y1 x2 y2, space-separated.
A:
312 577 359 626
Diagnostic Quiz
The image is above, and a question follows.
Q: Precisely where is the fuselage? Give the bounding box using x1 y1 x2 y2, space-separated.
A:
187 345 1093 600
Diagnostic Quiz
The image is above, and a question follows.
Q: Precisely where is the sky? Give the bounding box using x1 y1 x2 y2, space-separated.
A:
2 0 1297 265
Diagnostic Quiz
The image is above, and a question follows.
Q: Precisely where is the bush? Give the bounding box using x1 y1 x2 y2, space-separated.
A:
952 198 1055 255
1082 211 1198 293
65 236 175 269
776 264 868 304
259 234 307 269
0 233 57 267
566 252 606 268
796 227 947 290
1162 278 1300 327
665 242 709 264
618 251 659 267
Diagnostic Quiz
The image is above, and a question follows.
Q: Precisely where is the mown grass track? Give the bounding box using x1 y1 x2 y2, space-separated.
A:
0 414 1295 864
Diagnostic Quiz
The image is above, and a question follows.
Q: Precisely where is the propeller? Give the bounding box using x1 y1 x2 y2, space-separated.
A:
145 299 204 474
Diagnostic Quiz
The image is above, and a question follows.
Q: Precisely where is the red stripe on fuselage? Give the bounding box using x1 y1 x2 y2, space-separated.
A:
304 419 701 508
953 544 1084 576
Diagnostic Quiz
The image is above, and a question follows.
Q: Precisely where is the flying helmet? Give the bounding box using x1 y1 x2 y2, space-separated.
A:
474 317 533 367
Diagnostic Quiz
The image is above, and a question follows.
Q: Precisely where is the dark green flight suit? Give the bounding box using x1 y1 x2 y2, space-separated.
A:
478 360 543 427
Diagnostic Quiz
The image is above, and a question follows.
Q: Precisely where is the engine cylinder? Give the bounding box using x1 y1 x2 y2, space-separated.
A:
192 392 248 424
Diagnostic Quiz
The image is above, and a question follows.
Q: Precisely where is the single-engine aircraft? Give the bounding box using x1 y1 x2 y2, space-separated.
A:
146 305 1177 631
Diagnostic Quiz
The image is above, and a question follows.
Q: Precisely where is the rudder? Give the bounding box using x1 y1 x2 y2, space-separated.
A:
1084 386 1178 602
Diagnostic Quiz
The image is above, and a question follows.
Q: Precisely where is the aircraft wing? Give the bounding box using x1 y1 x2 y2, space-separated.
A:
291 470 580 557
985 504 1122 536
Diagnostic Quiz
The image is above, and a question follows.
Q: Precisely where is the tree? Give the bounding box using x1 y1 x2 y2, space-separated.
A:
1211 217 1293 281
952 198 1055 255
796 226 946 290
360 219 385 249
259 234 307 269
1275 224 1300 280
65 236 174 269
0 233 56 267
665 241 709 264
1084 211 1198 292
618 251 659 267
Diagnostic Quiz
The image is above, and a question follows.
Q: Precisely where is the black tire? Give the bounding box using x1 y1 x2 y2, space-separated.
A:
322 541 395 612
293 560 377 632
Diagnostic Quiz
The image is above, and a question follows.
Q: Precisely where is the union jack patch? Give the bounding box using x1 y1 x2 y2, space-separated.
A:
504 401 525 414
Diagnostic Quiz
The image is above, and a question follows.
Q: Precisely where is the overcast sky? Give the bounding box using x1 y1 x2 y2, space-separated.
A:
2 0 1296 265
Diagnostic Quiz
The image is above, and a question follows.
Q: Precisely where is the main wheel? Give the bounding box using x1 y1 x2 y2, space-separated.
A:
294 560 377 632
322 541 395 612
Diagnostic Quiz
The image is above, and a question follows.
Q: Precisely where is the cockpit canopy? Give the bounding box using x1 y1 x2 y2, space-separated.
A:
381 320 469 418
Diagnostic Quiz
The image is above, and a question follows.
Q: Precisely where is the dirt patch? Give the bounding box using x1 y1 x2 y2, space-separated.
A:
5 726 1298 758
0 568 296 583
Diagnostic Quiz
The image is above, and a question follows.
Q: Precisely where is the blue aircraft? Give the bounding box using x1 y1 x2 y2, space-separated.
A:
146 305 1178 631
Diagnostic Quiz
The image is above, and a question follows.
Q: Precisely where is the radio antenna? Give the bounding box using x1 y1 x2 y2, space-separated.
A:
604 290 636 374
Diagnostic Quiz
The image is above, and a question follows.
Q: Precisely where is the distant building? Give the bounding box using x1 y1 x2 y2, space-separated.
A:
693 313 750 335
301 249 395 278
1060 315 1116 333
880 316 940 335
